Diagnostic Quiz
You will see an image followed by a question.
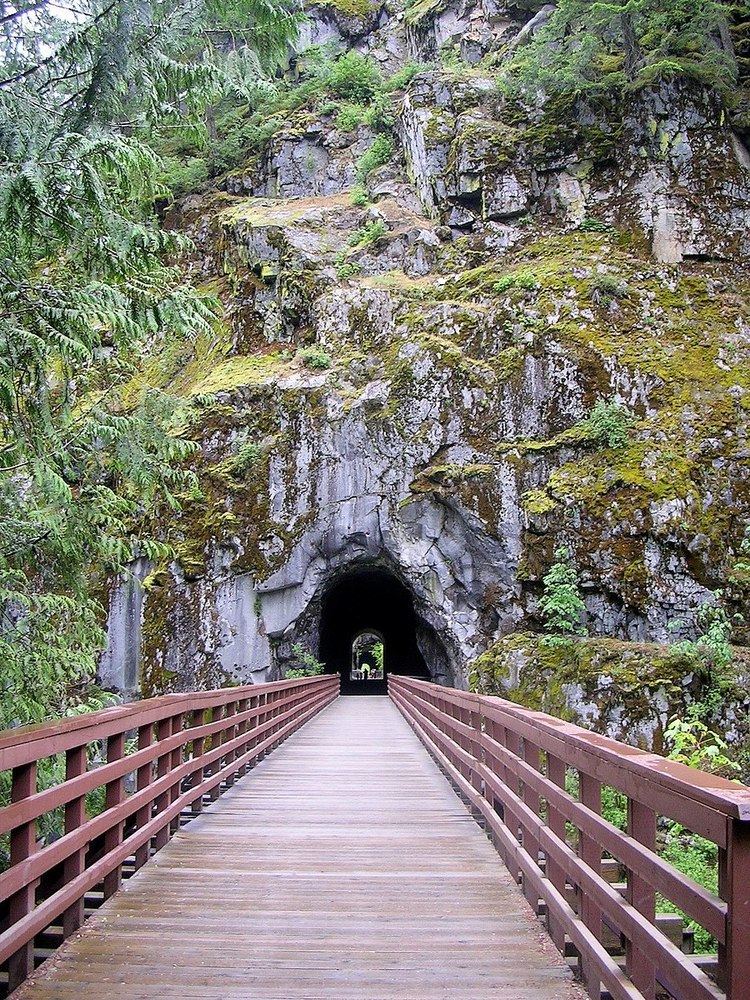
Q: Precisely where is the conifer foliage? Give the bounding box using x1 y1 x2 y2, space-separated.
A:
0 0 298 727
505 1 738 100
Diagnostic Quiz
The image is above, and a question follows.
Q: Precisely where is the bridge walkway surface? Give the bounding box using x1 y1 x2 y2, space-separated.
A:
16 696 584 1000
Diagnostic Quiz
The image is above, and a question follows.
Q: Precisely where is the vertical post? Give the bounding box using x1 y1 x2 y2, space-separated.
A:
103 732 125 900
626 799 656 999
169 713 184 834
8 761 37 992
248 694 260 766
545 753 567 954
719 817 750 999
208 705 224 801
257 694 267 761
154 717 173 850
578 771 603 998
134 724 153 870
189 708 206 814
270 691 280 749
521 739 542 912
224 701 237 787
236 698 249 778
62 745 87 938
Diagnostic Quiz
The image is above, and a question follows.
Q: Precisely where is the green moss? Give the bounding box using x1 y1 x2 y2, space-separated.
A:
188 352 290 395
469 632 707 750
410 462 494 494
314 0 373 17
221 192 352 228
404 0 446 26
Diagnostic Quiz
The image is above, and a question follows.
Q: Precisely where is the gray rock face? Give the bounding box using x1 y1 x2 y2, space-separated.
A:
100 0 750 699
100 558 152 696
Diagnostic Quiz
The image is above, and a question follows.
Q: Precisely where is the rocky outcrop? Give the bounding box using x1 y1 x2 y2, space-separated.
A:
103 0 750 706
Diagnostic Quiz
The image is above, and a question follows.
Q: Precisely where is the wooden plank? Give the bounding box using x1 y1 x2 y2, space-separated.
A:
16 698 585 1000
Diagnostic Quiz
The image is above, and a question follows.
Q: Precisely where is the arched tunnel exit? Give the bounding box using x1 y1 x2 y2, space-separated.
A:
318 567 432 695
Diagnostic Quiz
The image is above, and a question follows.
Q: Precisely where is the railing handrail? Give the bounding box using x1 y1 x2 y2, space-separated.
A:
0 675 324 759
389 675 750 1000
396 677 750 820
0 673 340 995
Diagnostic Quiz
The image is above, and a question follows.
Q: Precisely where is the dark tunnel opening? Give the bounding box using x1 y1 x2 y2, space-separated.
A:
318 567 431 695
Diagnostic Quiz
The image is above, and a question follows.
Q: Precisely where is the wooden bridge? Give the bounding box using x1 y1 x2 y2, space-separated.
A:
0 675 748 1000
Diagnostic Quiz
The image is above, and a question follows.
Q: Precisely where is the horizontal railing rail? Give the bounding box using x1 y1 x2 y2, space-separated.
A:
389 675 750 1000
0 673 339 994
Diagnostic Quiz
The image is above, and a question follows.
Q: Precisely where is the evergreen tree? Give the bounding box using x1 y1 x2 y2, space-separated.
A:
504 1 737 100
0 0 298 726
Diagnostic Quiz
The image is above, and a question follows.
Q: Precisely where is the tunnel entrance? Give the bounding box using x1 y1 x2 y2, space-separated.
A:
318 567 430 695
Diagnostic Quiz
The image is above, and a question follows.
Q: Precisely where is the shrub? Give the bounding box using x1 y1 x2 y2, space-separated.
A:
656 719 739 953
158 155 209 198
348 218 387 248
539 547 587 637
229 441 261 475
671 600 733 672
586 399 633 448
355 135 394 180
579 217 614 233
365 91 396 131
336 260 362 279
384 62 428 91
328 51 382 102
493 270 537 293
335 103 368 132
298 346 333 370
590 272 628 302
350 185 369 206
664 715 740 778
285 643 326 678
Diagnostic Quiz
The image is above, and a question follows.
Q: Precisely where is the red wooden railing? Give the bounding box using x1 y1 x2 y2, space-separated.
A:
389 675 750 1000
0 673 338 994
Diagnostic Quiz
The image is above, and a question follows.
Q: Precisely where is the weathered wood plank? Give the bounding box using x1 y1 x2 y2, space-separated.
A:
16 697 584 1000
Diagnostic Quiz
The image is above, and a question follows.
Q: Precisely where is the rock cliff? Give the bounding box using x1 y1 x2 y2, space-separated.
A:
101 0 750 749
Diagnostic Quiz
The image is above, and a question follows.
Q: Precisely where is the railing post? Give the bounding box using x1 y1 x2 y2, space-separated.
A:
236 698 249 778
578 772 602 998
103 732 125 900
134 723 154 870
521 739 542 913
154 717 173 849
224 701 237 787
720 817 750 998
62 745 87 937
189 708 206 814
257 694 267 760
208 705 225 801
545 753 567 953
626 799 656 998
169 713 184 833
8 761 37 992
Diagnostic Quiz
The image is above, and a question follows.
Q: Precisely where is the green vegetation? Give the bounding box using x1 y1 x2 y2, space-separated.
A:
0 0 299 727
355 135 394 180
349 219 388 248
586 400 634 449
328 51 382 101
502 1 738 102
539 548 587 638
298 346 334 370
284 643 326 678
350 186 370 206
383 62 429 91
493 270 537 293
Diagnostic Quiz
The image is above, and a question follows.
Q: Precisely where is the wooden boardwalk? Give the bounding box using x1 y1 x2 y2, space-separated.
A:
18 697 584 1000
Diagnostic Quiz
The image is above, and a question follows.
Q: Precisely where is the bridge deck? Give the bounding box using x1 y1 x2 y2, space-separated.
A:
17 696 583 999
